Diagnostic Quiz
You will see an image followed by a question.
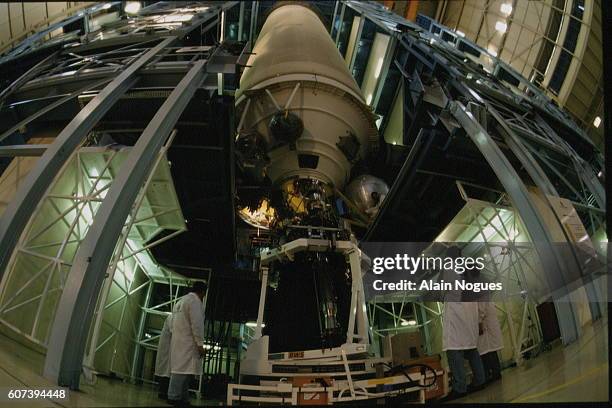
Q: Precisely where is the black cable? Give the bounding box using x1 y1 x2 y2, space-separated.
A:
385 363 438 388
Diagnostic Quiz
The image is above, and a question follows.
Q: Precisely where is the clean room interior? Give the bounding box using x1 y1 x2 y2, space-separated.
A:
0 1 607 406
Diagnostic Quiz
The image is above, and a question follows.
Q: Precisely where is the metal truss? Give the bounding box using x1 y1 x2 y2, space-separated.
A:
0 142 188 380
0 147 121 346
0 36 176 289
333 0 604 347
44 59 208 388
367 181 546 366
0 0 248 391
83 135 187 383
455 184 545 366
133 270 211 399
0 3 120 64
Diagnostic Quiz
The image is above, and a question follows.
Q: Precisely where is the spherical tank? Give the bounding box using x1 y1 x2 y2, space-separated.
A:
345 174 389 215
235 3 377 189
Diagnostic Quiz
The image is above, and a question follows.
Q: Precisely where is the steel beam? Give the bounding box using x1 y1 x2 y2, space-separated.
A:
0 51 59 109
534 115 605 209
331 1 339 35
0 144 49 157
43 59 207 389
0 78 112 144
349 16 365 72
335 3 346 45
0 37 175 288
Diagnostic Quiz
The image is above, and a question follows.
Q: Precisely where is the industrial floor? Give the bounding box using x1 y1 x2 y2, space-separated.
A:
0 318 608 406
457 317 609 403
0 329 218 407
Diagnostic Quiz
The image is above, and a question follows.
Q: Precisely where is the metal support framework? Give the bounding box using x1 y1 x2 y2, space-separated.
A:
44 59 207 388
0 51 59 109
0 77 112 145
0 145 49 157
366 183 546 366
336 0 603 351
348 16 365 72
335 3 346 45
450 101 581 344
0 140 186 381
331 1 340 35
0 36 176 288
84 133 185 382
0 148 121 347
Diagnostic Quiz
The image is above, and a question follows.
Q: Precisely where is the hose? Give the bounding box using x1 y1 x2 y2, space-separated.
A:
385 362 438 388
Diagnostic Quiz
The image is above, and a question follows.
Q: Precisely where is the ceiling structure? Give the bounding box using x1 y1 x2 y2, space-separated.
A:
0 2 94 56
437 0 604 149
0 0 606 394
380 0 604 149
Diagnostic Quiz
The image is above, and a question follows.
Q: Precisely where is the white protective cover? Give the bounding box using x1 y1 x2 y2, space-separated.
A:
442 302 483 351
154 314 173 377
170 293 205 375
477 302 504 355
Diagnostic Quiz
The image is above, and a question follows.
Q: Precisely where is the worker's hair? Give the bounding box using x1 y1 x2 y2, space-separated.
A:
190 281 207 294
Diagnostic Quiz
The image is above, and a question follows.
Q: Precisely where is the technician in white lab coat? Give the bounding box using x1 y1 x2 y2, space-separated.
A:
439 246 486 401
442 301 486 400
168 281 207 406
477 302 503 382
155 313 173 400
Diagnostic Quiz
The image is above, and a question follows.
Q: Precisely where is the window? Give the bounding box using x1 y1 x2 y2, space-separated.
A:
547 0 583 94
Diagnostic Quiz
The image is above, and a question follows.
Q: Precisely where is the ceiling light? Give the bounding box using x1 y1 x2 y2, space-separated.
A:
495 21 507 33
124 2 141 14
500 3 513 15
593 116 601 128
456 30 465 37
401 319 417 326
246 321 265 328
102 3 112 10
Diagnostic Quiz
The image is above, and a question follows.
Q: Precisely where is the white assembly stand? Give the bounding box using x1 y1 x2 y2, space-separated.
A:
227 238 445 405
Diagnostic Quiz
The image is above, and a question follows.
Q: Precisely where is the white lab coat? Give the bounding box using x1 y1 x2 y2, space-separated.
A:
442 302 483 351
477 302 503 355
170 292 205 375
154 314 173 377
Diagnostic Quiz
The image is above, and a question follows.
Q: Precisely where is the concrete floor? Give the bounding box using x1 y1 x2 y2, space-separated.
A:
0 318 607 406
0 330 219 407
457 318 609 403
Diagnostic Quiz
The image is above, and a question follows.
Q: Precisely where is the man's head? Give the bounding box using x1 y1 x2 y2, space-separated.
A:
190 281 207 300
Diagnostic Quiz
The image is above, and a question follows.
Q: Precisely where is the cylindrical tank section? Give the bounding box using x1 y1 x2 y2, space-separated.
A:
235 3 377 189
